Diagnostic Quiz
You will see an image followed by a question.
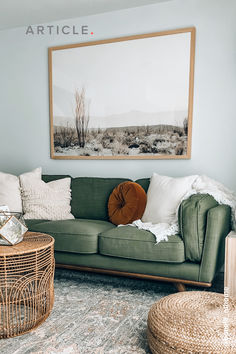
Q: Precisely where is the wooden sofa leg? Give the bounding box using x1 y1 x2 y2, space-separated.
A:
174 282 186 292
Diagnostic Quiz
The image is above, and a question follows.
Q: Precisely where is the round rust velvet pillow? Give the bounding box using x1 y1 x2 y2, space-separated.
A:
108 181 147 225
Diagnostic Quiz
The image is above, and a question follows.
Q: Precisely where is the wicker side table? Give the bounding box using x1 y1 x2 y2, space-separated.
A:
0 232 55 338
147 291 236 353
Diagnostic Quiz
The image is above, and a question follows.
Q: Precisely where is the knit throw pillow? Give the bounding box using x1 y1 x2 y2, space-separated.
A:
108 181 147 225
20 173 74 220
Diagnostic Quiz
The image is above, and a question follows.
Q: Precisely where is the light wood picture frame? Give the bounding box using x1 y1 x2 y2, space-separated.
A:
49 27 195 160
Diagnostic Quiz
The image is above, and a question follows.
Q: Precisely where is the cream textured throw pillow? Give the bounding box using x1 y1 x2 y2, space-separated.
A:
0 172 22 212
142 173 198 224
20 167 42 182
20 174 74 220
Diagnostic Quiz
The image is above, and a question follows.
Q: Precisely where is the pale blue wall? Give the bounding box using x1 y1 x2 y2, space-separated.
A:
0 0 236 190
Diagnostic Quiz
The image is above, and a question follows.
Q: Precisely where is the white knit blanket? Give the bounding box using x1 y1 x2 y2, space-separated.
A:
121 175 236 243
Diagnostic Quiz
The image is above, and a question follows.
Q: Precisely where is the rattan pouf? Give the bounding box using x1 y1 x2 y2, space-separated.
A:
147 291 236 353
0 232 55 338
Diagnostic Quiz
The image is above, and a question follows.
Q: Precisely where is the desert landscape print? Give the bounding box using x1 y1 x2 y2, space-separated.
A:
49 28 194 159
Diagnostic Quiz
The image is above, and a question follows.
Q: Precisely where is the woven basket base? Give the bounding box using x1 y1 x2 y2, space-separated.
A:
147 326 183 354
147 291 236 354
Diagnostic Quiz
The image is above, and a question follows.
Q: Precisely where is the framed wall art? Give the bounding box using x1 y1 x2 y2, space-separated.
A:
48 27 195 159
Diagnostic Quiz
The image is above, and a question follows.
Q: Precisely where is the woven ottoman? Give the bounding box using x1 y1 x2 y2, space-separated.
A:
147 291 236 353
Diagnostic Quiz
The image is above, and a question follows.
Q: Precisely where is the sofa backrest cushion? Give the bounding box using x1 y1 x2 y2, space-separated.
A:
178 194 218 262
71 177 132 220
42 175 71 183
135 178 150 193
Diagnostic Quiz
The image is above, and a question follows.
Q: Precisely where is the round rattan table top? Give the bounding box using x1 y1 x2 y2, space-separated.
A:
0 231 54 256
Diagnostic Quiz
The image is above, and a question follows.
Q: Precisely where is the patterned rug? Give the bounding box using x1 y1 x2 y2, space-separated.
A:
0 269 223 354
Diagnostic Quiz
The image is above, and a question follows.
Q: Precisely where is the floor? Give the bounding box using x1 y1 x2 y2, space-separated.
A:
0 269 224 354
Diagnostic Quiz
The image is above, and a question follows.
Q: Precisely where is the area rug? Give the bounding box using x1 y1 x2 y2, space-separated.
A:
0 269 223 354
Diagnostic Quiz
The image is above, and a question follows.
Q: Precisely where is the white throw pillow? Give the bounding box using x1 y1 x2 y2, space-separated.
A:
142 173 198 224
0 167 42 213
0 172 22 212
19 175 74 220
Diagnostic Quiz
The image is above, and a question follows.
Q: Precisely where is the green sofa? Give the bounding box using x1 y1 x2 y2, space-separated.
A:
26 175 231 290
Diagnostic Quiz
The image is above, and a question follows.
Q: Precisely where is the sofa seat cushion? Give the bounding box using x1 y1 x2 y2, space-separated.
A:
26 219 115 254
99 226 185 263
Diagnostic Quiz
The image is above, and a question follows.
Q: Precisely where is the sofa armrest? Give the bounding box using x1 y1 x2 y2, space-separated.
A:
178 194 218 262
198 205 231 283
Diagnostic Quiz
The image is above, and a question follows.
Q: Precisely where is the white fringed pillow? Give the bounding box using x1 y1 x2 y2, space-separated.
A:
142 173 198 224
19 173 74 220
